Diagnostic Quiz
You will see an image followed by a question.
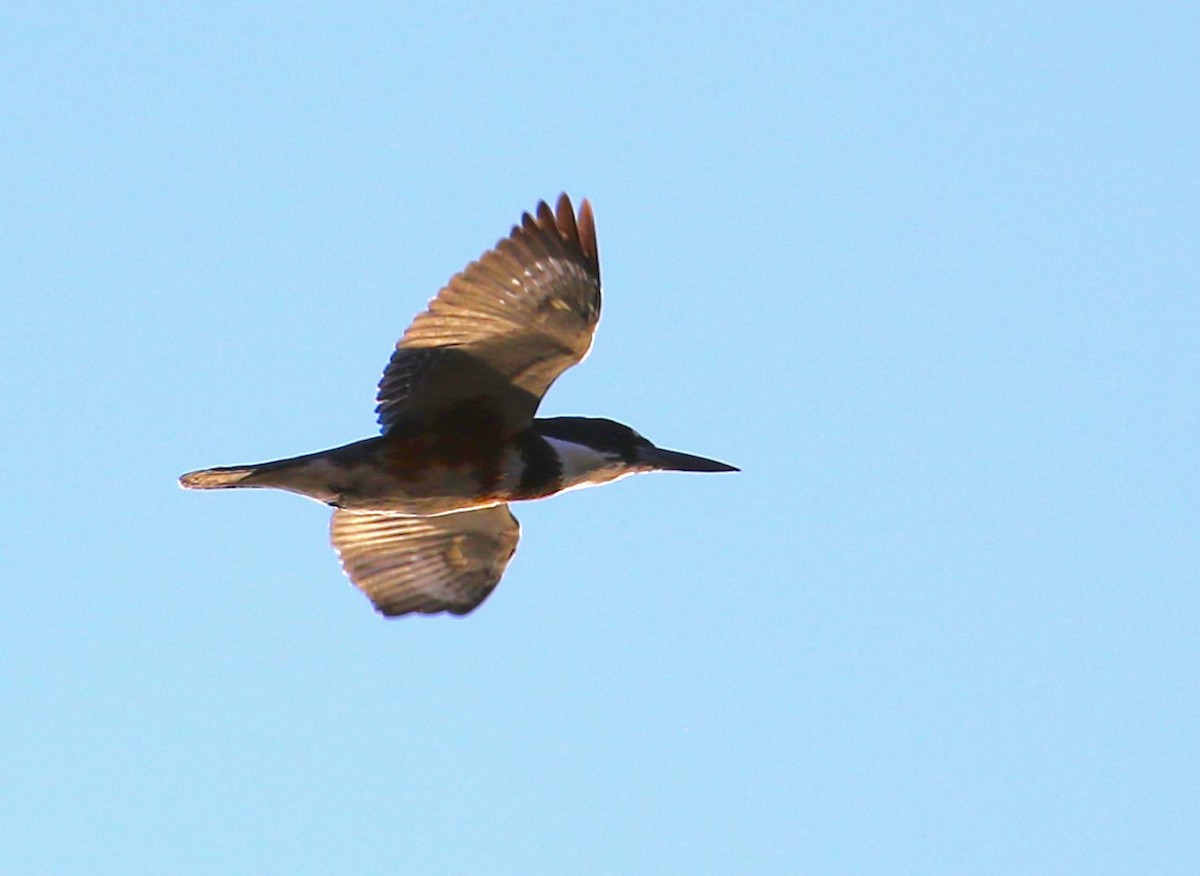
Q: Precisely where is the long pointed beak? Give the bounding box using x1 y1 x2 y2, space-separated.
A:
634 446 739 473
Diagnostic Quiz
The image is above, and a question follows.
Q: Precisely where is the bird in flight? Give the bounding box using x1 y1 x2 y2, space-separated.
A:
180 195 737 618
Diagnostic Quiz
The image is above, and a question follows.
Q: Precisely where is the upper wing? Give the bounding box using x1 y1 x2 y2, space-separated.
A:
376 194 601 434
330 505 520 617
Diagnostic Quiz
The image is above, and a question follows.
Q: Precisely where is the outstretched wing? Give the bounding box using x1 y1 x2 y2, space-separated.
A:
330 505 520 617
376 194 601 434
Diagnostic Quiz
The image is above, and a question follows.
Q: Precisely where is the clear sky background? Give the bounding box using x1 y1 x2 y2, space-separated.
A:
2 3 1196 873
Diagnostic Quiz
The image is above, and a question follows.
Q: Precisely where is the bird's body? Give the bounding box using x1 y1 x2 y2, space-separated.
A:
182 432 546 517
181 195 736 617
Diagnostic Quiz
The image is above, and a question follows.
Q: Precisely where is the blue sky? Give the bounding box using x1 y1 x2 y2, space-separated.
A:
2 3 1197 873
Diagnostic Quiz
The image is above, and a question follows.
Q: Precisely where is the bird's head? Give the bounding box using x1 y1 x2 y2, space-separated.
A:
534 416 738 489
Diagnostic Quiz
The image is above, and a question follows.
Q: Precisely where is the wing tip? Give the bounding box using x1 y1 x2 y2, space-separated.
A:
550 193 598 277
521 193 599 280
573 196 597 271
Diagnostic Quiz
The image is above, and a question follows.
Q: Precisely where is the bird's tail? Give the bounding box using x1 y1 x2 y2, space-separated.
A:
179 465 259 490
178 446 358 503
180 439 383 503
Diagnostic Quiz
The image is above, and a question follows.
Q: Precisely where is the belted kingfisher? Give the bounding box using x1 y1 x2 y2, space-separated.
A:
181 195 737 618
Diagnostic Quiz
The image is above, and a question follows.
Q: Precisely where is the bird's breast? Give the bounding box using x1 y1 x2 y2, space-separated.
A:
335 399 524 513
